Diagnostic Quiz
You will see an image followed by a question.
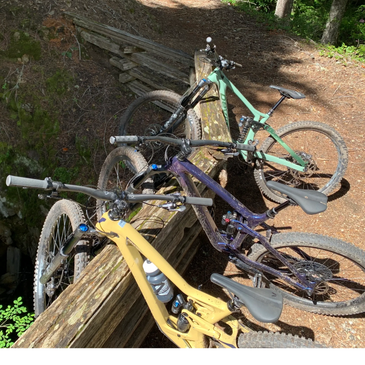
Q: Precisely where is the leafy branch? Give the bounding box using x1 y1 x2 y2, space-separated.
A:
0 297 34 348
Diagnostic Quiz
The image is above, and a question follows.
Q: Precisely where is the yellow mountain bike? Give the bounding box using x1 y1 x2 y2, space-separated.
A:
6 174 324 348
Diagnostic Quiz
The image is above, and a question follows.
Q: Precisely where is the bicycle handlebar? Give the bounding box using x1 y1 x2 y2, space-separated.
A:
200 37 242 70
6 175 213 206
110 135 255 152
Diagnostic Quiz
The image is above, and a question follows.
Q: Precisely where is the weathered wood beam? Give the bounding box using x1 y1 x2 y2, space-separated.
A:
109 56 138 71
79 30 124 57
130 52 190 84
65 12 193 67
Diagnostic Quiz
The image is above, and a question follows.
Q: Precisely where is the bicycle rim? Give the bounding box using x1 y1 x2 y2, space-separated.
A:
248 233 365 315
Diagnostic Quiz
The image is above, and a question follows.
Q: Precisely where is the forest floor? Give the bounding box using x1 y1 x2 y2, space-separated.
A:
1 0 365 348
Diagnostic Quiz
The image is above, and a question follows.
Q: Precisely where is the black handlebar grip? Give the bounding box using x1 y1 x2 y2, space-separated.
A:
110 136 139 145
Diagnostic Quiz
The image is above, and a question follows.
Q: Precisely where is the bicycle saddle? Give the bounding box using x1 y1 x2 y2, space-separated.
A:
210 273 283 323
270 85 305 99
267 181 328 214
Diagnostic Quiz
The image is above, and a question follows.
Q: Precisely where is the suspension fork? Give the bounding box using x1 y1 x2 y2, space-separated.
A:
40 224 94 284
162 79 212 132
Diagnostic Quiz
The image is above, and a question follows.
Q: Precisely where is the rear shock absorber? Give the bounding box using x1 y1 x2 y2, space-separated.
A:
238 116 254 142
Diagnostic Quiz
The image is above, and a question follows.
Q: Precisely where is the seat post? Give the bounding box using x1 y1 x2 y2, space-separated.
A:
267 95 287 116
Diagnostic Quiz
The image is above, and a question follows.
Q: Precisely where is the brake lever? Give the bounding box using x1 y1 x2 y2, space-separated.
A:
221 148 239 156
158 202 186 212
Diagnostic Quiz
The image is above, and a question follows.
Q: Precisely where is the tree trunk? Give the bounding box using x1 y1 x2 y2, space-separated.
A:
321 0 349 45
275 0 294 19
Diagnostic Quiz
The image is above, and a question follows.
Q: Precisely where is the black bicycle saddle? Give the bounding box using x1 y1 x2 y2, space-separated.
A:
210 273 283 323
270 85 305 99
267 181 328 214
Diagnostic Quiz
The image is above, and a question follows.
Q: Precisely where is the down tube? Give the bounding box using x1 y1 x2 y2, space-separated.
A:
171 158 267 246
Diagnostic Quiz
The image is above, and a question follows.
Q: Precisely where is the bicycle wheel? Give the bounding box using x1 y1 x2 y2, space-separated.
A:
248 232 365 316
33 199 88 317
118 90 201 165
96 146 152 221
238 331 325 348
254 120 348 203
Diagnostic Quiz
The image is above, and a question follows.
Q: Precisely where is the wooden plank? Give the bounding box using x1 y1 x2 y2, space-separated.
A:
110 56 138 71
118 73 136 84
66 12 194 67
126 80 154 97
131 52 190 84
128 67 176 92
79 30 123 57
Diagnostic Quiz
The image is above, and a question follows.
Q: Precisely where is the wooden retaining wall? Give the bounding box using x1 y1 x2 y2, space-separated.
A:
12 16 230 348
66 12 194 96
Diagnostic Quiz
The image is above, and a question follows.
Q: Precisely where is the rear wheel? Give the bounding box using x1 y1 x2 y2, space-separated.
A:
254 121 348 203
238 331 325 348
248 232 365 315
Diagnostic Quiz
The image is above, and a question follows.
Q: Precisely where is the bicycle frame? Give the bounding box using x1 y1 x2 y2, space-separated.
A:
133 153 317 295
206 68 307 171
96 212 247 348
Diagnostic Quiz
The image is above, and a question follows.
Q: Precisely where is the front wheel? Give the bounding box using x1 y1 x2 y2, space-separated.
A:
96 146 153 221
248 232 365 316
238 331 325 348
33 200 88 317
254 121 348 203
118 90 201 165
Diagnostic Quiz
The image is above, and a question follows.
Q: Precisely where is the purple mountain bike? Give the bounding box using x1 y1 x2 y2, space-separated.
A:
97 135 365 317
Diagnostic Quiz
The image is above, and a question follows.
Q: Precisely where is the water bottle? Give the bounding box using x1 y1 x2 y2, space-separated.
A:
143 259 173 303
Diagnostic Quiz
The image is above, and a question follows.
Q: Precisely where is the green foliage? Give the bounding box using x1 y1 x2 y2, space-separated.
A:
0 31 41 61
0 297 34 348
53 166 80 183
75 135 92 165
223 0 365 62
46 69 74 95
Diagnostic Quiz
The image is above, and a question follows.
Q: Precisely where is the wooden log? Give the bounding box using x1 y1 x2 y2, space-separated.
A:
194 51 231 142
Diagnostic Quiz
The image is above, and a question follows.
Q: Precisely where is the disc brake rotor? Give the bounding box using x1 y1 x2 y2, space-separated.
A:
281 152 319 188
293 261 333 295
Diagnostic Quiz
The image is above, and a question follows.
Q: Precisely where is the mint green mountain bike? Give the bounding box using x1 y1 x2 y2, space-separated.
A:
118 38 348 203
